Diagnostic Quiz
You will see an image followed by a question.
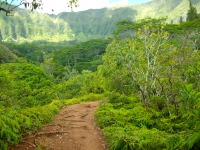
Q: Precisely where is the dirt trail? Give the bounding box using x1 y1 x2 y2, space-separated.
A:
10 101 108 150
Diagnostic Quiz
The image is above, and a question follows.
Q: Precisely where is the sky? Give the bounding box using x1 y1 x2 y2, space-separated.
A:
8 0 153 14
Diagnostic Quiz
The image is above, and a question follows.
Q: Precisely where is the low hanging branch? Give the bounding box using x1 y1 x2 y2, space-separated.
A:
0 7 10 16
0 0 79 16
0 0 43 16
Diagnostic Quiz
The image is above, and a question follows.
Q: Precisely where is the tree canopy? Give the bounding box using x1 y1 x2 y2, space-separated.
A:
186 0 200 21
0 0 200 149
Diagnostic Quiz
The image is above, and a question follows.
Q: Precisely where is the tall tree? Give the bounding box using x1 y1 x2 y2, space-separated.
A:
186 0 199 21
0 30 2 41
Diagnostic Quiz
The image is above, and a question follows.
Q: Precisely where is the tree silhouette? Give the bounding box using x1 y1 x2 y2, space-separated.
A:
0 0 42 15
186 0 199 21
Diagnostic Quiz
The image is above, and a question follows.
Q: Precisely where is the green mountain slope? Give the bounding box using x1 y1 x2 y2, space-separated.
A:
128 0 200 23
0 0 199 42
0 8 74 42
57 7 137 40
132 0 183 20
57 0 200 39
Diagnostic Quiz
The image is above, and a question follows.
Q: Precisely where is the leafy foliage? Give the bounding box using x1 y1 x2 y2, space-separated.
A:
1 0 199 42
0 8 74 42
0 44 18 63
96 18 200 150
0 2 200 150
0 93 103 149
187 0 200 21
0 63 54 108
53 39 111 73
0 100 61 149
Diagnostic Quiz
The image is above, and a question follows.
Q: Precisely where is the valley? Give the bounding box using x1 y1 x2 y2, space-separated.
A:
0 0 199 42
0 0 200 150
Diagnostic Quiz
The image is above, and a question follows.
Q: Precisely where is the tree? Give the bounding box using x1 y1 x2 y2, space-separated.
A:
0 30 2 41
186 0 200 21
102 18 200 117
179 16 183 23
0 0 42 15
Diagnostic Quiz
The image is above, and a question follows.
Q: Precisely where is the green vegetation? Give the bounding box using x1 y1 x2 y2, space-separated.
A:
187 0 200 21
0 9 74 42
0 44 18 63
53 39 111 72
95 17 200 150
0 63 55 107
0 39 108 149
0 100 62 149
0 94 104 149
0 0 199 42
0 1 200 150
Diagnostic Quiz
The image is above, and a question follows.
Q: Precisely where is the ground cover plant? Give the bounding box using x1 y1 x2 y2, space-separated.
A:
95 17 200 150
0 1 200 149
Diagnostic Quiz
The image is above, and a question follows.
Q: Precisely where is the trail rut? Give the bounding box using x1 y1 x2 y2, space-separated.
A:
10 101 108 150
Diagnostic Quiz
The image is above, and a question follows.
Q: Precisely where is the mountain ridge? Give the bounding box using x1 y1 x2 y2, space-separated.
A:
0 0 199 42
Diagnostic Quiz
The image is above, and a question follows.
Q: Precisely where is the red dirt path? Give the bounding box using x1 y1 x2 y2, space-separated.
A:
10 101 108 150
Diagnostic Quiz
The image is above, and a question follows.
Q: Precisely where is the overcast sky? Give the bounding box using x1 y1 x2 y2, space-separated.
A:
9 0 152 14
40 0 153 14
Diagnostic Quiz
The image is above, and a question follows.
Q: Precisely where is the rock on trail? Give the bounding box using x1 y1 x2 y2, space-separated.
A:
10 101 108 150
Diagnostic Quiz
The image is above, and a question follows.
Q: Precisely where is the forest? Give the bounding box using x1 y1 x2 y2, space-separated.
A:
0 0 200 150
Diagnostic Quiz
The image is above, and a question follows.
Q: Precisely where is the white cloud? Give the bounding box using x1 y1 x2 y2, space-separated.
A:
37 0 109 14
109 0 128 6
75 0 109 11
8 0 152 14
76 0 129 11
37 0 129 14
38 0 70 14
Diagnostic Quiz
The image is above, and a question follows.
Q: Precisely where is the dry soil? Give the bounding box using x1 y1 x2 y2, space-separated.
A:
10 101 108 150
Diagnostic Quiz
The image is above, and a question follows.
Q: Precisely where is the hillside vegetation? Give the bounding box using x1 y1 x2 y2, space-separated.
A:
0 8 74 42
0 0 200 150
0 0 200 42
95 18 200 150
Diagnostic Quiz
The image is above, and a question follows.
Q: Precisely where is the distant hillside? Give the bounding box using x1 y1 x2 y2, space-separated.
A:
55 0 200 39
0 44 18 63
57 7 137 40
0 8 74 42
0 0 199 42
132 0 200 23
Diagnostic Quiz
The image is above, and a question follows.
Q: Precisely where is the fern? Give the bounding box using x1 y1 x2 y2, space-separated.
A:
186 132 200 149
164 134 182 150
0 141 8 150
